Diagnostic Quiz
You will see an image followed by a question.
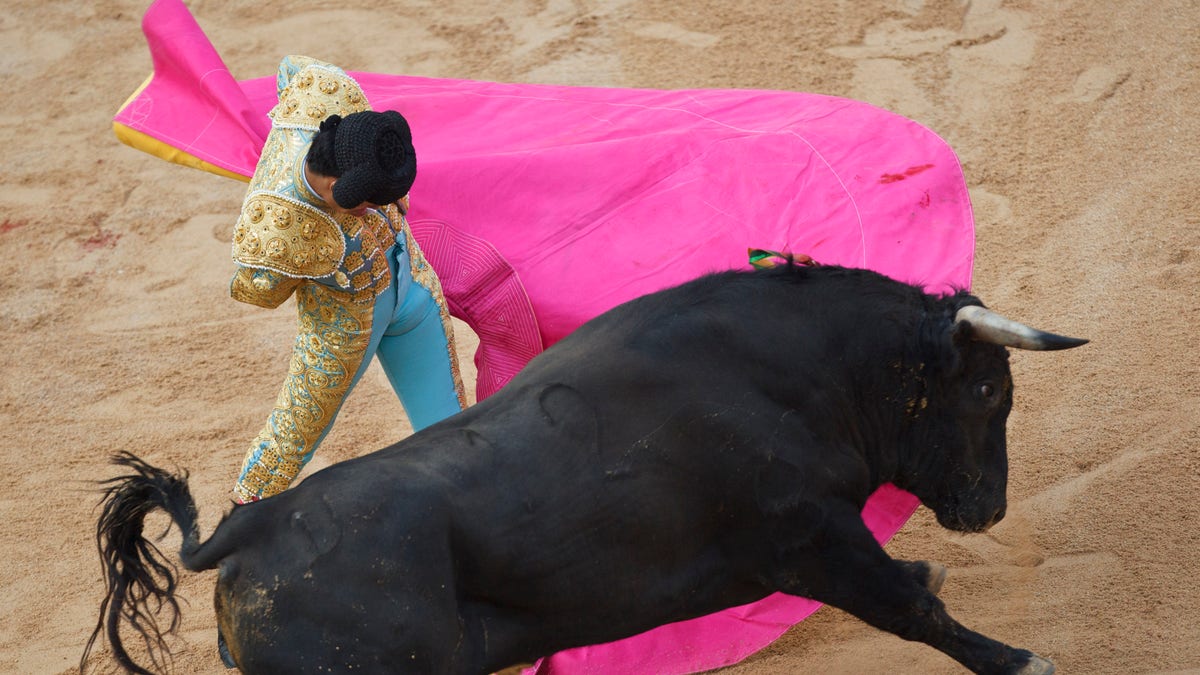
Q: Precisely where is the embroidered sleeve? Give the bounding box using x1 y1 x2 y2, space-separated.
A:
229 267 301 309
233 282 374 501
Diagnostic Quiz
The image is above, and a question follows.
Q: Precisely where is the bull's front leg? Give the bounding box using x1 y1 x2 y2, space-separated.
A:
896 559 948 595
774 508 1053 675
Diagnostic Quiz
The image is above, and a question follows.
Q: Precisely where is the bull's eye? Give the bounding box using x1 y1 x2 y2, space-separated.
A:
978 383 995 398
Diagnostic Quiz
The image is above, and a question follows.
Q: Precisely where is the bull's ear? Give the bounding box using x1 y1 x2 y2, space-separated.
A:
950 317 975 350
947 317 975 368
928 315 972 376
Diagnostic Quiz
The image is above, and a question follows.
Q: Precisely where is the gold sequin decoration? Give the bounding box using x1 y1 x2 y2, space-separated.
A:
233 192 345 278
351 271 372 291
325 206 404 304
270 63 371 131
229 267 301 309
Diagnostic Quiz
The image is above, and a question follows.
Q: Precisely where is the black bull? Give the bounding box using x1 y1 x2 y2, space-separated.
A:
86 264 1086 674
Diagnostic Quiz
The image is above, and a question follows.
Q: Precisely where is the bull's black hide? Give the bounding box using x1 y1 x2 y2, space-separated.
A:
86 264 1084 674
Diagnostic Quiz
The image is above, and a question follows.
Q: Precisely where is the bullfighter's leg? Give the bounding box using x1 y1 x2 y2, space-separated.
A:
377 276 466 431
778 507 1053 675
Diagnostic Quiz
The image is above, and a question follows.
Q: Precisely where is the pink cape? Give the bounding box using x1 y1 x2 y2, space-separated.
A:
114 1 976 672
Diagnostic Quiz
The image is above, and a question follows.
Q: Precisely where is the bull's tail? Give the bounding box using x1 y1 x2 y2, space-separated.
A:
81 452 218 674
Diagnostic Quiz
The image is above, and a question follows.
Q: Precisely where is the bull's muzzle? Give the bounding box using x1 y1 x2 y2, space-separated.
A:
936 499 1006 533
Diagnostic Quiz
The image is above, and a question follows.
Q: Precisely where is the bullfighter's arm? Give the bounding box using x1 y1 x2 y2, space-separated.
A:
233 282 374 502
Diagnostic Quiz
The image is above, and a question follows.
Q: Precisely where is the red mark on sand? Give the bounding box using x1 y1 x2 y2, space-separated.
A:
82 229 122 252
880 164 935 184
0 219 27 234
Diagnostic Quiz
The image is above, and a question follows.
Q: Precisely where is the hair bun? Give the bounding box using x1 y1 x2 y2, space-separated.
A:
374 128 408 170
330 111 417 209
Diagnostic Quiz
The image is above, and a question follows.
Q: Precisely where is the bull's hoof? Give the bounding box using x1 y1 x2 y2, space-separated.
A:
925 562 948 595
1015 653 1055 675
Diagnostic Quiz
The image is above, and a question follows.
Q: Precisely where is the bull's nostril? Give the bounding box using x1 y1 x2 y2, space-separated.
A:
988 506 1007 527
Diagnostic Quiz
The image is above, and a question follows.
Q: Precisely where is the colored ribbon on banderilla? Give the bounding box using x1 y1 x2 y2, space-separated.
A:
747 248 821 269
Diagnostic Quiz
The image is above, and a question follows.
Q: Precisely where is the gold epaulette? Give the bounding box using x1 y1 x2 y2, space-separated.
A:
232 191 346 278
270 61 371 131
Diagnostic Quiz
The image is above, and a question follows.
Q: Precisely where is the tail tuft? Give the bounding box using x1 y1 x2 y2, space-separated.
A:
81 452 202 674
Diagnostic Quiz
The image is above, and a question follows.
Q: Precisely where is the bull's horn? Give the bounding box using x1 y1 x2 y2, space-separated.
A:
954 305 1089 351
